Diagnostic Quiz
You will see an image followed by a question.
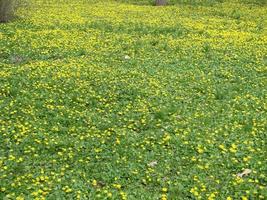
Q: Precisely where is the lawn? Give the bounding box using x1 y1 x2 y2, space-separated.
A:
0 0 266 199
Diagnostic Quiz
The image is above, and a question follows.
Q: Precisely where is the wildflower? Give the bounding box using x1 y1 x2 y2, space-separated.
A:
162 194 167 200
113 184 122 189
162 187 168 192
197 145 204 154
208 192 216 200
92 180 97 186
219 144 227 151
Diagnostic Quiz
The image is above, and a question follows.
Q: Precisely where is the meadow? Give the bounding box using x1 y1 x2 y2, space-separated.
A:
0 0 266 199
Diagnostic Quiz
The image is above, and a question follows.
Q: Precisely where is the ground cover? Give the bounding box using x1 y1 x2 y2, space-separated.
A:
0 0 266 199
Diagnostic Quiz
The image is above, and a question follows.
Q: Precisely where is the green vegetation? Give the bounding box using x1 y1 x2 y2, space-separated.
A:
0 0 266 199
119 0 266 5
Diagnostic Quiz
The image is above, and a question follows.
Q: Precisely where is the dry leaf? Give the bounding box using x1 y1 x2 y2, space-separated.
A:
10 55 23 64
124 55 130 60
148 161 158 167
237 169 252 178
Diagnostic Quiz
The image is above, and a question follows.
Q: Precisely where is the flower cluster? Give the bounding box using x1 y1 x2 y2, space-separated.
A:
0 0 266 199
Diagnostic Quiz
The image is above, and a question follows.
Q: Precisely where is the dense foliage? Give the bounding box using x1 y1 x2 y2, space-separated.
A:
118 0 266 5
0 0 266 199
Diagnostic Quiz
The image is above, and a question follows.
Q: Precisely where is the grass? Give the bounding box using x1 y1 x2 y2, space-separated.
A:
0 0 266 199
118 0 266 5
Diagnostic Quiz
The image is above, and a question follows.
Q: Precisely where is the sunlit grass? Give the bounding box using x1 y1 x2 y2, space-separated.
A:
0 0 266 199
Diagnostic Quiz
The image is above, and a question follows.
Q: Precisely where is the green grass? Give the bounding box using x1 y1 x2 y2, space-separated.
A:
0 0 266 199
117 0 266 6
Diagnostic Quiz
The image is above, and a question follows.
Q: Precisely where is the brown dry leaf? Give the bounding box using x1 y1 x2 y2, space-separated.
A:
148 161 158 167
10 55 24 64
237 169 252 178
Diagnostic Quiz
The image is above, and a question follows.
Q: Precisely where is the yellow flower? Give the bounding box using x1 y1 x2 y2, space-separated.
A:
113 184 122 189
31 191 38 196
197 147 204 154
92 179 97 186
219 144 227 151
243 156 251 162
65 188 72 193
162 187 168 192
190 187 199 197
162 194 167 200
208 192 216 200
229 144 237 153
